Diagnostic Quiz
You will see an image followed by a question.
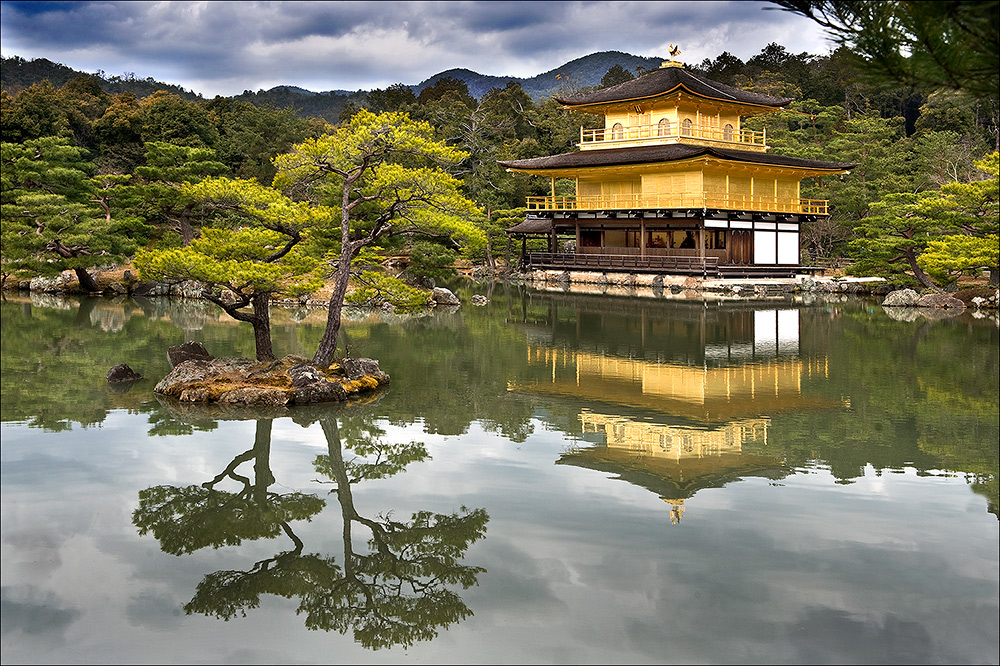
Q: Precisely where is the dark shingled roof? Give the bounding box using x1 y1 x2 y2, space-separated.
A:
499 144 856 172
555 66 793 108
505 217 554 234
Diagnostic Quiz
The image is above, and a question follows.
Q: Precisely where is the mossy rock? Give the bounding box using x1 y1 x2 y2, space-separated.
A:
154 354 388 406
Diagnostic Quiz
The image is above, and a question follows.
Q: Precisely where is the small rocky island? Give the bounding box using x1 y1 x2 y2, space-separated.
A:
146 342 389 406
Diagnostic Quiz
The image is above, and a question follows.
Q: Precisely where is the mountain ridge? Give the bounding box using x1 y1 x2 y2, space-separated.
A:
283 51 666 101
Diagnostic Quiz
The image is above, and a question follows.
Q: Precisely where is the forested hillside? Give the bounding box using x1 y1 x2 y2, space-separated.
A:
2 51 666 123
1 55 201 100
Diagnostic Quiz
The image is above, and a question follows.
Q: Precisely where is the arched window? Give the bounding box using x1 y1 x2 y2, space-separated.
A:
723 123 734 141
611 122 624 140
657 118 671 136
681 118 693 136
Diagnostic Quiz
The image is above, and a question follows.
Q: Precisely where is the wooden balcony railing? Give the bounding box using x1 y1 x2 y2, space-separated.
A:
525 193 829 215
581 121 765 147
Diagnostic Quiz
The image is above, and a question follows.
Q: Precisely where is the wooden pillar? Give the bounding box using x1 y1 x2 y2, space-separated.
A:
575 221 580 254
640 219 646 258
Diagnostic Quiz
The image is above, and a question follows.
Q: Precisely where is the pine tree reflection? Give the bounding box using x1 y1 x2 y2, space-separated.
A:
133 419 325 554
304 415 488 648
132 413 488 650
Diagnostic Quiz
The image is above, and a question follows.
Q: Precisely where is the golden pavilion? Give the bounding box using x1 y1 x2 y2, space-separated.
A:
501 59 855 277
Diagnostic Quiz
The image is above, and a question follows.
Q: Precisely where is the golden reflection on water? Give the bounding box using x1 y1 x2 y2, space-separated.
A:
517 308 850 521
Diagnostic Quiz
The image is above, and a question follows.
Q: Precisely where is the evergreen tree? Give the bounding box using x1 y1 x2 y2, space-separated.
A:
130 141 230 245
273 109 485 367
769 1 999 102
134 177 328 361
1 136 134 290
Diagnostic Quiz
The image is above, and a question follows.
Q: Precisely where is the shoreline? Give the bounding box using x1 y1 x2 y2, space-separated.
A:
4 264 997 310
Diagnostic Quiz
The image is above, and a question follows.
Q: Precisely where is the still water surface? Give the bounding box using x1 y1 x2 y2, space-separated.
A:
2 283 998 664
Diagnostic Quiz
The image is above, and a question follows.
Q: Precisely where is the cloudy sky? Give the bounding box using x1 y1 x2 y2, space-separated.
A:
0 1 833 97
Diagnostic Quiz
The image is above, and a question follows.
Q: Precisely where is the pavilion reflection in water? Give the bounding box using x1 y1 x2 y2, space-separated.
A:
512 304 845 521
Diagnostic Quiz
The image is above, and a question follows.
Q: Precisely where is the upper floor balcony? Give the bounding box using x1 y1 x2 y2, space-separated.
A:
525 193 829 216
580 120 766 151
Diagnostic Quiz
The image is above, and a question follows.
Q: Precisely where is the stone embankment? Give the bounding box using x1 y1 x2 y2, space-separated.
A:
9 265 998 311
512 268 999 309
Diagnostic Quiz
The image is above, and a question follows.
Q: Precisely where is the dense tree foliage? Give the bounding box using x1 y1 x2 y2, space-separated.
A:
0 136 136 290
273 109 485 366
134 177 329 360
768 1 999 102
2 39 998 311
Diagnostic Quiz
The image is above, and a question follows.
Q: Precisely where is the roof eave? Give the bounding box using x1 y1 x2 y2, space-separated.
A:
556 83 793 113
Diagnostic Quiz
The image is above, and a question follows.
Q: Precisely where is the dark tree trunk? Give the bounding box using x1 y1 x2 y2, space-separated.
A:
179 205 196 247
321 416 358 574
209 290 276 362
250 292 275 361
252 419 275 505
903 247 941 291
74 267 100 293
312 253 352 368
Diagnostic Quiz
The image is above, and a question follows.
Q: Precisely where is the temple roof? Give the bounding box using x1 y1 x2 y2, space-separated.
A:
505 217 554 234
555 65 794 109
498 143 856 173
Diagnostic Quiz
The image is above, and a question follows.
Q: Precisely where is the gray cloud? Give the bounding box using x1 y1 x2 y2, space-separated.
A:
0 1 832 96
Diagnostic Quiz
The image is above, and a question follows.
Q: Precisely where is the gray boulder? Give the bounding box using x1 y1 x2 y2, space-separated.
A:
882 289 920 307
132 281 171 297
471 294 490 306
288 364 326 387
174 280 207 299
292 381 348 404
29 275 69 293
341 357 389 383
154 357 256 395
915 292 966 309
218 387 290 406
168 341 214 368
431 287 461 305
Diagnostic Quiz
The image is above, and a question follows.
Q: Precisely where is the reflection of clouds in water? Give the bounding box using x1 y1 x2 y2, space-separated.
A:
125 590 185 631
469 539 568 619
2 529 63 581
789 608 933 665
4 365 997 664
1 586 81 638
438 458 997 665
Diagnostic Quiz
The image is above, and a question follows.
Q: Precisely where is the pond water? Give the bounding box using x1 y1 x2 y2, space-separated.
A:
1 283 998 664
